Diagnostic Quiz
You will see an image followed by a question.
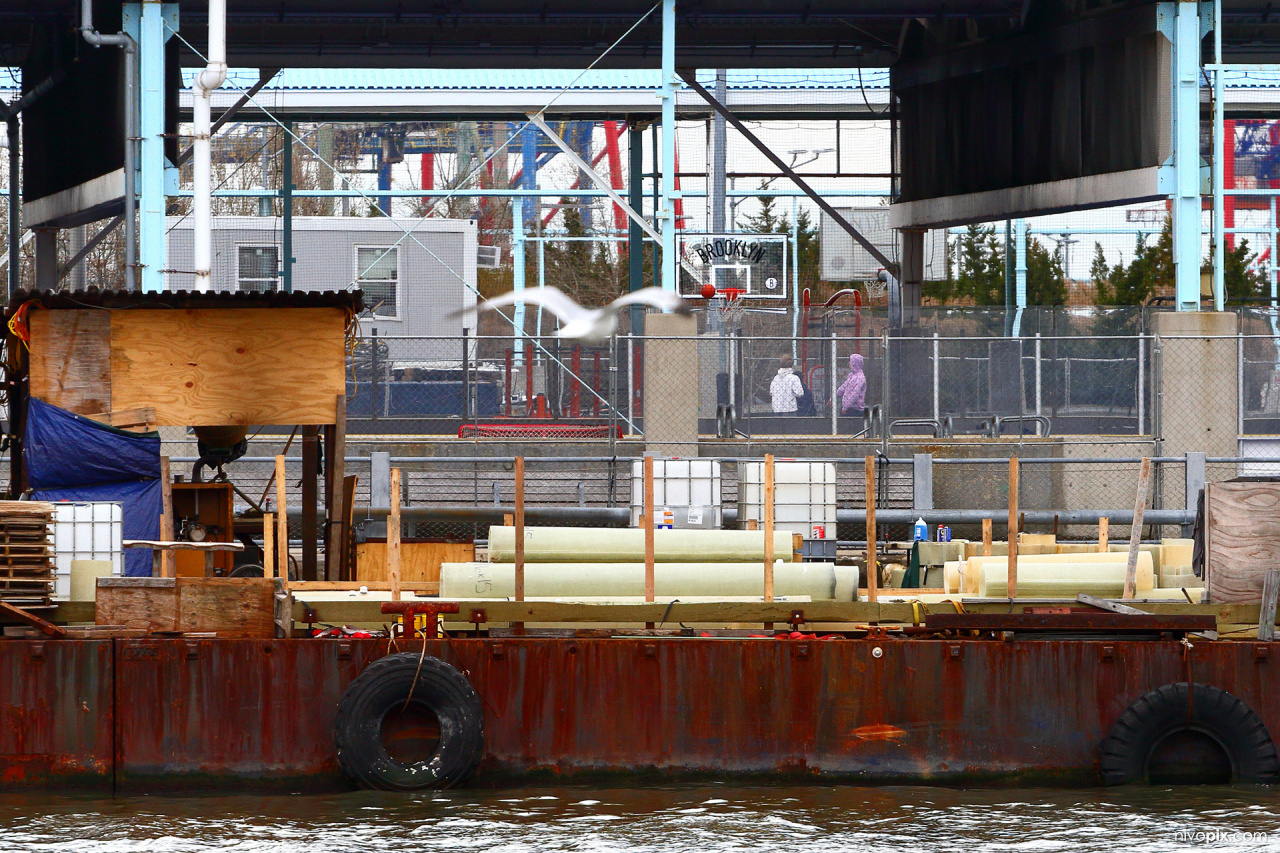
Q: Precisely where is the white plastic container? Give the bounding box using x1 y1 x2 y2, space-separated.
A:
629 458 722 529
52 502 123 600
739 460 837 542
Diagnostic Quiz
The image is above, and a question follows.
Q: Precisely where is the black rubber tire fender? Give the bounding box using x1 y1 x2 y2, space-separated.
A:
1099 682 1280 785
334 652 483 790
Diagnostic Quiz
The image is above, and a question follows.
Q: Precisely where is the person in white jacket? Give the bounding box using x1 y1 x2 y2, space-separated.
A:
770 355 804 414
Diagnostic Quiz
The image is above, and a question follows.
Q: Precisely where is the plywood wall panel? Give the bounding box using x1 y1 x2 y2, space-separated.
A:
1206 480 1280 603
108 308 345 425
28 310 112 415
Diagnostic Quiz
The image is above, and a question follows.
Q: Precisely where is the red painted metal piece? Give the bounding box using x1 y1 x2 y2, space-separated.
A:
569 346 581 418
2 637 1278 792
379 601 460 639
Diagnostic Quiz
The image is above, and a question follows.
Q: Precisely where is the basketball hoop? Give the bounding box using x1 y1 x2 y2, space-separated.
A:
863 277 888 301
716 287 747 326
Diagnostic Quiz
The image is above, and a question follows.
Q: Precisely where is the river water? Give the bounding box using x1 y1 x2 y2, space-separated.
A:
2 785 1279 852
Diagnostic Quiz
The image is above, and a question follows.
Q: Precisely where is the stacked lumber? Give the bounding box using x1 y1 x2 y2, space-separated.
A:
0 502 56 606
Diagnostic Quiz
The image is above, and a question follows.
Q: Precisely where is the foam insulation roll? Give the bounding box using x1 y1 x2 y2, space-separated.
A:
943 561 961 594
440 561 856 600
1159 569 1203 590
976 552 1154 598
965 551 1155 595
963 541 1008 560
1161 538 1194 569
1141 587 1206 601
487 526 795 563
1108 543 1163 577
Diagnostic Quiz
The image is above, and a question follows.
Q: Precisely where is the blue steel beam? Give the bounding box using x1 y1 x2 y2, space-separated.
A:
659 0 676 292
1171 0 1207 311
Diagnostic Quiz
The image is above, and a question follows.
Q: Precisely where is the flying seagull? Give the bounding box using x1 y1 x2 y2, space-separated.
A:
471 286 692 342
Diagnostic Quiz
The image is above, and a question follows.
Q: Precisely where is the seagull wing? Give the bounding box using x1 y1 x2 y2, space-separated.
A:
464 287 588 323
608 287 692 315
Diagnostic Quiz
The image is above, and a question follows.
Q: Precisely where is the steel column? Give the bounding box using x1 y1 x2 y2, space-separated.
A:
136 2 173 293
1212 0 1225 310
1172 0 1205 311
282 121 293 292
660 0 677 292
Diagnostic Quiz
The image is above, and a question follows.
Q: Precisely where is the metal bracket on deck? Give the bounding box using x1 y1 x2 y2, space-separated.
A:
381 601 460 640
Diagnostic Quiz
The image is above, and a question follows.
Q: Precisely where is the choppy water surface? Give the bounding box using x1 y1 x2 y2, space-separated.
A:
1 785 1279 852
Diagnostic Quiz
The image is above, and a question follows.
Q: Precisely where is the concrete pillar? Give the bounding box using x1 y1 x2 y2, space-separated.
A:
643 312 699 456
899 227 925 326
34 228 57 291
913 453 933 512
1154 312 1238 509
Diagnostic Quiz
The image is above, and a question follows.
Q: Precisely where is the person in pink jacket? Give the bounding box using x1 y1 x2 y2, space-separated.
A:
837 352 866 414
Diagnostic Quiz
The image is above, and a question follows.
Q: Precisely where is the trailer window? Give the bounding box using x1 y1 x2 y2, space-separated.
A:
356 247 398 318
237 246 279 293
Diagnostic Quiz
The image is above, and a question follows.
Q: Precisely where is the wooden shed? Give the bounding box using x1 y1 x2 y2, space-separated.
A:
2 289 362 581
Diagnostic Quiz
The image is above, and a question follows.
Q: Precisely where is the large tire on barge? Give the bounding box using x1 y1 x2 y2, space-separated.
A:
334 652 483 790
1100 682 1280 785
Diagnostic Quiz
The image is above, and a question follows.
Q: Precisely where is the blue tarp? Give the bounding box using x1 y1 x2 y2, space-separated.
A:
24 398 162 577
25 398 161 488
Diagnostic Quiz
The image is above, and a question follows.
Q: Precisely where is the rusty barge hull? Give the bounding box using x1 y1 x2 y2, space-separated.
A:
1 636 1275 791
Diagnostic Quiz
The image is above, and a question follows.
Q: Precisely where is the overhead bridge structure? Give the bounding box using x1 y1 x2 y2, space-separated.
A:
0 0 1275 312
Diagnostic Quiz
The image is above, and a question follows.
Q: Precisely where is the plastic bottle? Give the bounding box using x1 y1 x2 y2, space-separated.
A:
913 517 928 541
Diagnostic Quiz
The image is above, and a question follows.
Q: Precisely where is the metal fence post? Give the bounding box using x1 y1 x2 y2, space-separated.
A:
830 331 838 436
462 326 471 421
881 331 890 457
1184 450 1206 537
1137 333 1145 435
627 335 636 436
1034 332 1042 420
932 332 940 423
1238 331 1245 437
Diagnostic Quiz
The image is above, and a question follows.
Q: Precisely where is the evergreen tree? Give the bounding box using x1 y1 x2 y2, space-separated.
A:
1025 237 1066 305
1089 243 1111 303
954 224 1005 305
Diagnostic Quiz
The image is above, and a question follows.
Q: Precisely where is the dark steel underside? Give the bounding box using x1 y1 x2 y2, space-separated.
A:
0 1 1278 68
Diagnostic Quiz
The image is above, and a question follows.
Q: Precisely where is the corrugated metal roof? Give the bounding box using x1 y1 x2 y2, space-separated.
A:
197 67 892 92
5 288 363 317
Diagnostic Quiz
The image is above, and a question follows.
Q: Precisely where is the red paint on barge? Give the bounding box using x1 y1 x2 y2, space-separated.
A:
0 635 1274 791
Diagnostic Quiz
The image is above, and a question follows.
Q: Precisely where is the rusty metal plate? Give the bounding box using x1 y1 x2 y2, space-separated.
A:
0 640 113 789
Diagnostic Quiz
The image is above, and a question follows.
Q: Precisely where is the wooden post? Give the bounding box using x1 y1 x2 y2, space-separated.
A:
158 456 174 578
864 455 878 603
388 467 402 602
263 512 275 580
324 394 348 581
1123 457 1152 600
1007 457 1019 599
514 457 525 601
982 517 992 557
342 474 358 580
1258 569 1280 641
763 453 775 602
301 426 319 581
1098 516 1109 552
274 455 289 581
643 455 655 602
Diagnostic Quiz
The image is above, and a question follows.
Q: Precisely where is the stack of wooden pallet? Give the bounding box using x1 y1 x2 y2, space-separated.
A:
0 501 56 606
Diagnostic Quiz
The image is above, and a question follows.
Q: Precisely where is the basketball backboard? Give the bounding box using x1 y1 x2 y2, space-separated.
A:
678 232 789 300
